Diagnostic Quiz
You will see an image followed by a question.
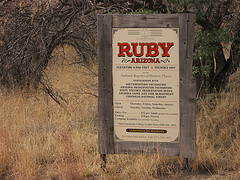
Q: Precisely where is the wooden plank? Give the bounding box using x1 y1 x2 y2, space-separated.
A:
179 14 196 158
98 14 115 154
115 141 180 156
112 14 179 28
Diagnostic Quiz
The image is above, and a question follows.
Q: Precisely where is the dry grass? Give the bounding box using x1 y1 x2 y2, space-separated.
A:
0 47 240 179
193 90 240 174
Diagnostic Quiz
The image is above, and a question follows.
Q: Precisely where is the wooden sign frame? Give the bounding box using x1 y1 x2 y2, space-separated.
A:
98 14 196 158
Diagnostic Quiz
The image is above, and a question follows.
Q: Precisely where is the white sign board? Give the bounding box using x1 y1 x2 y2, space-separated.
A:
112 28 179 142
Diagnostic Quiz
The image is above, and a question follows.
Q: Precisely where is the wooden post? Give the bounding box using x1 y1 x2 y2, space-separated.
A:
100 154 107 169
98 14 115 155
179 13 196 158
183 158 189 170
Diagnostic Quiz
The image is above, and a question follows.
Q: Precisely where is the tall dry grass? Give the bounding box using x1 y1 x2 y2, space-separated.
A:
0 47 240 179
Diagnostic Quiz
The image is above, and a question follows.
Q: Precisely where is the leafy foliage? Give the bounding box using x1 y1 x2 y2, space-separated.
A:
166 0 239 93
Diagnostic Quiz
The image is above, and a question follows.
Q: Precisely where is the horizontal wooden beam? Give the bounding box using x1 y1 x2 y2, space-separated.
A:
115 141 180 156
112 14 179 28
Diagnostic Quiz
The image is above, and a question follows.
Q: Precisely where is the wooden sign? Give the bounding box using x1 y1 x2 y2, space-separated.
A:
98 14 196 158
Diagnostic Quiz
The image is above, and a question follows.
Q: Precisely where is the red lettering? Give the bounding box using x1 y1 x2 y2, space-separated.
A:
131 43 144 57
146 43 159 57
118 42 174 57
131 58 136 63
118 43 133 57
156 58 160 63
131 58 162 63
158 43 174 57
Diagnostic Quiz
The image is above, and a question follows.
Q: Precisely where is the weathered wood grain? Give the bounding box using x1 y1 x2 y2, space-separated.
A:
98 14 115 154
112 14 179 28
115 141 180 156
179 13 196 158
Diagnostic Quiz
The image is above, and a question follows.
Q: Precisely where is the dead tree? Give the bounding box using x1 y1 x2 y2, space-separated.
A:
0 0 166 90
